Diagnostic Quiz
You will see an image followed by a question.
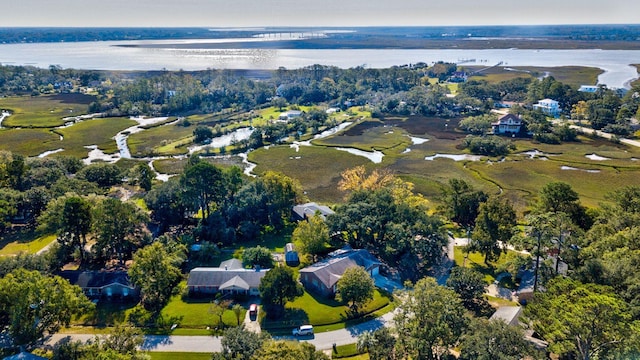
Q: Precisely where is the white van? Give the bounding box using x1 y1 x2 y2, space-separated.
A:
292 325 314 336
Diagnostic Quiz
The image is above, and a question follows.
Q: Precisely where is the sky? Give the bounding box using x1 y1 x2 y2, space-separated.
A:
3 0 638 27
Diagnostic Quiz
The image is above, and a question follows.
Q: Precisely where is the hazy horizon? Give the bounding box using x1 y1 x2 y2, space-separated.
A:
3 0 638 28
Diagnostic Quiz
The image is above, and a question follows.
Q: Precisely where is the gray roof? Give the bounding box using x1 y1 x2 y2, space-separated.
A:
58 271 134 289
299 248 381 290
490 306 522 326
292 202 334 220
187 267 268 289
219 258 244 270
220 275 251 291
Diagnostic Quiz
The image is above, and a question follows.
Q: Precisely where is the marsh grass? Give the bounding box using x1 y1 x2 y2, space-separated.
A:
466 66 602 87
0 128 60 156
0 94 94 128
56 117 137 158
250 145 369 203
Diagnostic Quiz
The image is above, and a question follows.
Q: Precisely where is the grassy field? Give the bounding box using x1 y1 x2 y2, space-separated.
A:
0 94 95 127
0 233 56 256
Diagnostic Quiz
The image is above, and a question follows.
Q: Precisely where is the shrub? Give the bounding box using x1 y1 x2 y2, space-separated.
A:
462 136 515 156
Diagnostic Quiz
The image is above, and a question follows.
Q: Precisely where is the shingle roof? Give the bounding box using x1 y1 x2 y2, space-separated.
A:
299 248 381 289
58 271 133 289
187 267 268 289
219 258 244 270
219 275 250 291
292 202 334 220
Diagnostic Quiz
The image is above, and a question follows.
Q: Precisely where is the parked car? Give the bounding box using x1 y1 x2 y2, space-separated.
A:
249 303 258 317
292 324 313 336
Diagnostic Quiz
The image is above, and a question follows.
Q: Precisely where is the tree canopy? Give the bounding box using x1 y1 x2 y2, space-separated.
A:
0 269 93 346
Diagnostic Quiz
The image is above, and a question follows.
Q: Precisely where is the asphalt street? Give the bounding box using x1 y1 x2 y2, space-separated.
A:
46 310 396 353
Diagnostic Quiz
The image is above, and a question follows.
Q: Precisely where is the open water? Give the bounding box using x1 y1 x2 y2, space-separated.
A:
1 40 639 88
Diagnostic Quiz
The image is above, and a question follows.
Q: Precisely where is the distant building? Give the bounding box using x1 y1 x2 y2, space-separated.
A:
187 258 269 296
278 110 303 121
59 271 138 300
449 71 468 83
491 113 522 135
533 98 561 117
299 247 381 297
292 202 335 221
578 85 599 93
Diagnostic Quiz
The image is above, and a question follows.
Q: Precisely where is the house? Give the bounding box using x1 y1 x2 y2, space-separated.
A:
285 242 300 267
491 113 522 135
578 85 599 93
59 271 138 300
292 202 335 221
490 306 522 326
187 259 269 296
449 71 468 83
533 98 561 117
299 247 381 297
278 110 303 121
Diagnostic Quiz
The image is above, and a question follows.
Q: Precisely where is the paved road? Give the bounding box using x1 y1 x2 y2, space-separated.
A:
47 310 396 353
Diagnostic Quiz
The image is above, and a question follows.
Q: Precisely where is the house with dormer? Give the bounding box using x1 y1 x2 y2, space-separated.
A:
491 113 522 135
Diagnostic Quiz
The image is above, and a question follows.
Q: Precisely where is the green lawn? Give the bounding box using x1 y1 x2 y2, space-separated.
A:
261 289 393 333
0 94 95 128
0 234 56 256
453 246 515 283
160 288 246 331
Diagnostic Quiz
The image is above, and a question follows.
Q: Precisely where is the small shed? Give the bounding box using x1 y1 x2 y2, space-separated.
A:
285 243 300 267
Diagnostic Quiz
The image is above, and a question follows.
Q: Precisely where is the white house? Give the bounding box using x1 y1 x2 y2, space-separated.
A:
578 85 599 93
533 99 561 117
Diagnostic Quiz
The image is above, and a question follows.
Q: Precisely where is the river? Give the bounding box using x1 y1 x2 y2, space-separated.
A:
1 41 639 88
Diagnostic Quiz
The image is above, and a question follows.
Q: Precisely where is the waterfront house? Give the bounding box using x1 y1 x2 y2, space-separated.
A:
491 113 522 135
533 98 561 117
